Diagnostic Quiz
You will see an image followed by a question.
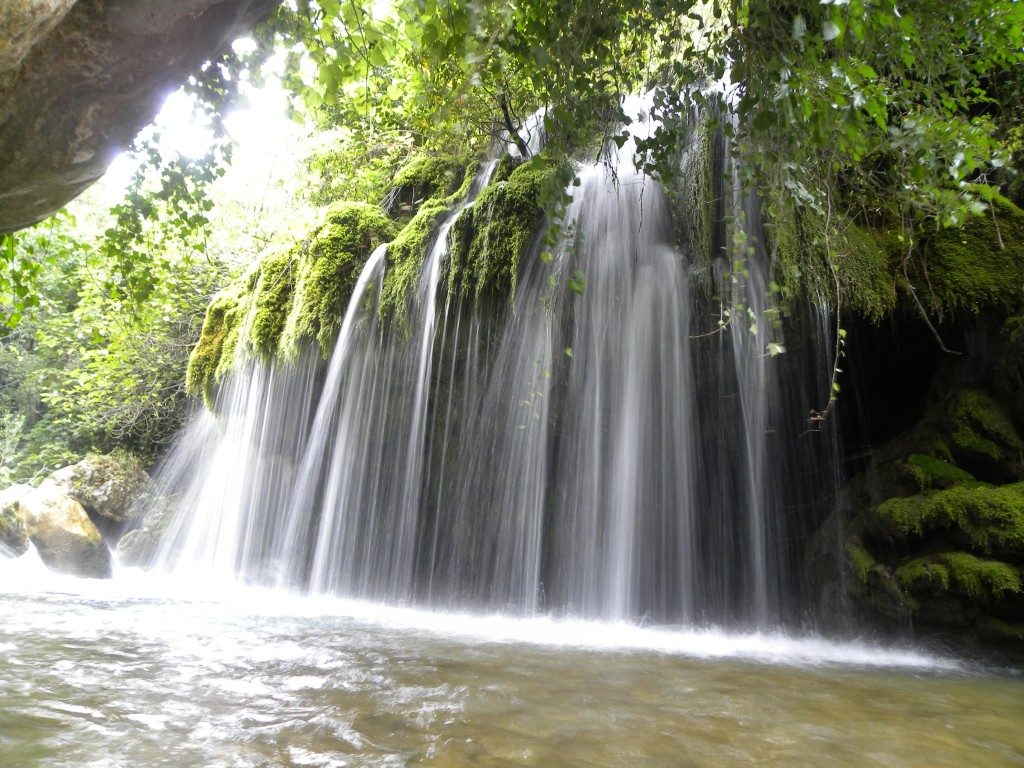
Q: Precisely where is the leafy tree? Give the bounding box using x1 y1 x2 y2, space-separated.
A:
0 193 227 480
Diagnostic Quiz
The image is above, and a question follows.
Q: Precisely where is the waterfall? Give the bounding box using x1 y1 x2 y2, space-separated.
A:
152 103 842 629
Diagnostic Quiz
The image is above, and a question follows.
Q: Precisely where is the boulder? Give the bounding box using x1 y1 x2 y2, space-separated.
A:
0 0 279 232
0 483 30 558
17 481 111 578
115 527 159 568
48 452 151 528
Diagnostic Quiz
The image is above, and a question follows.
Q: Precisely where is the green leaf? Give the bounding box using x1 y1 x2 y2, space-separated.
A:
752 110 777 131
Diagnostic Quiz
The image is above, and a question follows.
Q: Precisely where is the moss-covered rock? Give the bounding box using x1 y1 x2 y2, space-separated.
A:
379 162 476 326
869 387 1023 490
765 193 1024 324
388 154 465 219
447 155 567 305
915 196 1024 314
185 202 396 401
834 224 898 320
0 484 29 558
872 482 1024 556
944 388 1024 480
905 453 976 490
279 202 397 357
46 451 151 544
896 551 1021 603
247 247 296 359
837 371 1024 653
185 289 246 407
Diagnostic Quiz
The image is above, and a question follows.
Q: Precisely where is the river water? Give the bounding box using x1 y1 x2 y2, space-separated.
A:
2 555 1022 768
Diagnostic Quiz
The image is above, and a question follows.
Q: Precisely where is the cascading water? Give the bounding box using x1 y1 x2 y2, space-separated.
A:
153 98 842 629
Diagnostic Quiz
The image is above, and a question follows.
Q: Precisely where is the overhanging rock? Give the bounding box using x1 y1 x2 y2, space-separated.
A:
0 0 279 233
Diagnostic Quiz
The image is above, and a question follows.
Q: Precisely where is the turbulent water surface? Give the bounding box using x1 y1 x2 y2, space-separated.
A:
2 563 1022 768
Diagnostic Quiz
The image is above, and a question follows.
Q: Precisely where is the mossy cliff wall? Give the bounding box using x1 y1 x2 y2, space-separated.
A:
789 193 1024 657
764 193 1024 323
185 153 558 403
831 360 1024 655
185 202 398 405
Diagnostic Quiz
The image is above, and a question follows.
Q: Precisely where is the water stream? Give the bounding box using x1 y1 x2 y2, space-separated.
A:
1 559 1022 768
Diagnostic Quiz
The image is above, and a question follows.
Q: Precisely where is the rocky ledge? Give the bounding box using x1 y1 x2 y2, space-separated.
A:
0 0 279 232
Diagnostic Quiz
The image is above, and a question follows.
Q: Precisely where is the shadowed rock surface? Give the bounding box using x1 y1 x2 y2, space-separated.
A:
0 0 279 232
0 484 31 558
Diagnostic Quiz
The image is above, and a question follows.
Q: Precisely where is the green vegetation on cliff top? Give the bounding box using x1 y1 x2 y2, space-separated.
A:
185 201 396 404
447 156 567 304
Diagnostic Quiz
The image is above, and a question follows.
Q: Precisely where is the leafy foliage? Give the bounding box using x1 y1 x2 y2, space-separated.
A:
0 199 226 481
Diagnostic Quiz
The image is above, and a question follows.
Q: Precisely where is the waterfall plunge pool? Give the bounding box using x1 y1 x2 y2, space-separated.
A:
2 561 1022 767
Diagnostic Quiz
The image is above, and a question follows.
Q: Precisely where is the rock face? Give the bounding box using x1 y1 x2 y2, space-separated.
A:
821 319 1024 657
115 527 159 568
0 0 279 232
0 2 78 76
0 484 31 558
48 452 151 531
17 481 111 578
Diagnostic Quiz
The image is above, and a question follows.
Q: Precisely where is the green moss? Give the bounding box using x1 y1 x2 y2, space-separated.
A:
247 247 296 359
490 154 525 185
447 156 568 304
763 191 894 320
834 224 897 320
379 199 450 325
919 195 1024 314
279 202 396 357
875 481 1024 554
379 162 477 326
184 289 244 406
0 500 28 556
391 154 463 207
947 388 1023 467
849 543 878 586
765 194 1024 321
189 154 465 378
778 210 896 320
671 116 715 282
846 539 910 618
896 551 1021 602
764 187 801 309
187 201 396 400
906 453 976 490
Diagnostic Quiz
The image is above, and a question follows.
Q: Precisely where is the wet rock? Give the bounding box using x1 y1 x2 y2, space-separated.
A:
0 0 279 232
826 378 1024 658
48 452 151 529
0 483 31 558
17 481 111 578
115 527 158 568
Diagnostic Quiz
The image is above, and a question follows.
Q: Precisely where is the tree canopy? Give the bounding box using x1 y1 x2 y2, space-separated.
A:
1 0 1023 475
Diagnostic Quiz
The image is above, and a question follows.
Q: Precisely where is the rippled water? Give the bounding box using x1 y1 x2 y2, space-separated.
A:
1 558 1022 767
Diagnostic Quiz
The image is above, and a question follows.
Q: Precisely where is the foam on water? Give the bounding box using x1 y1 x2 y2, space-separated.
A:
0 552 957 672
